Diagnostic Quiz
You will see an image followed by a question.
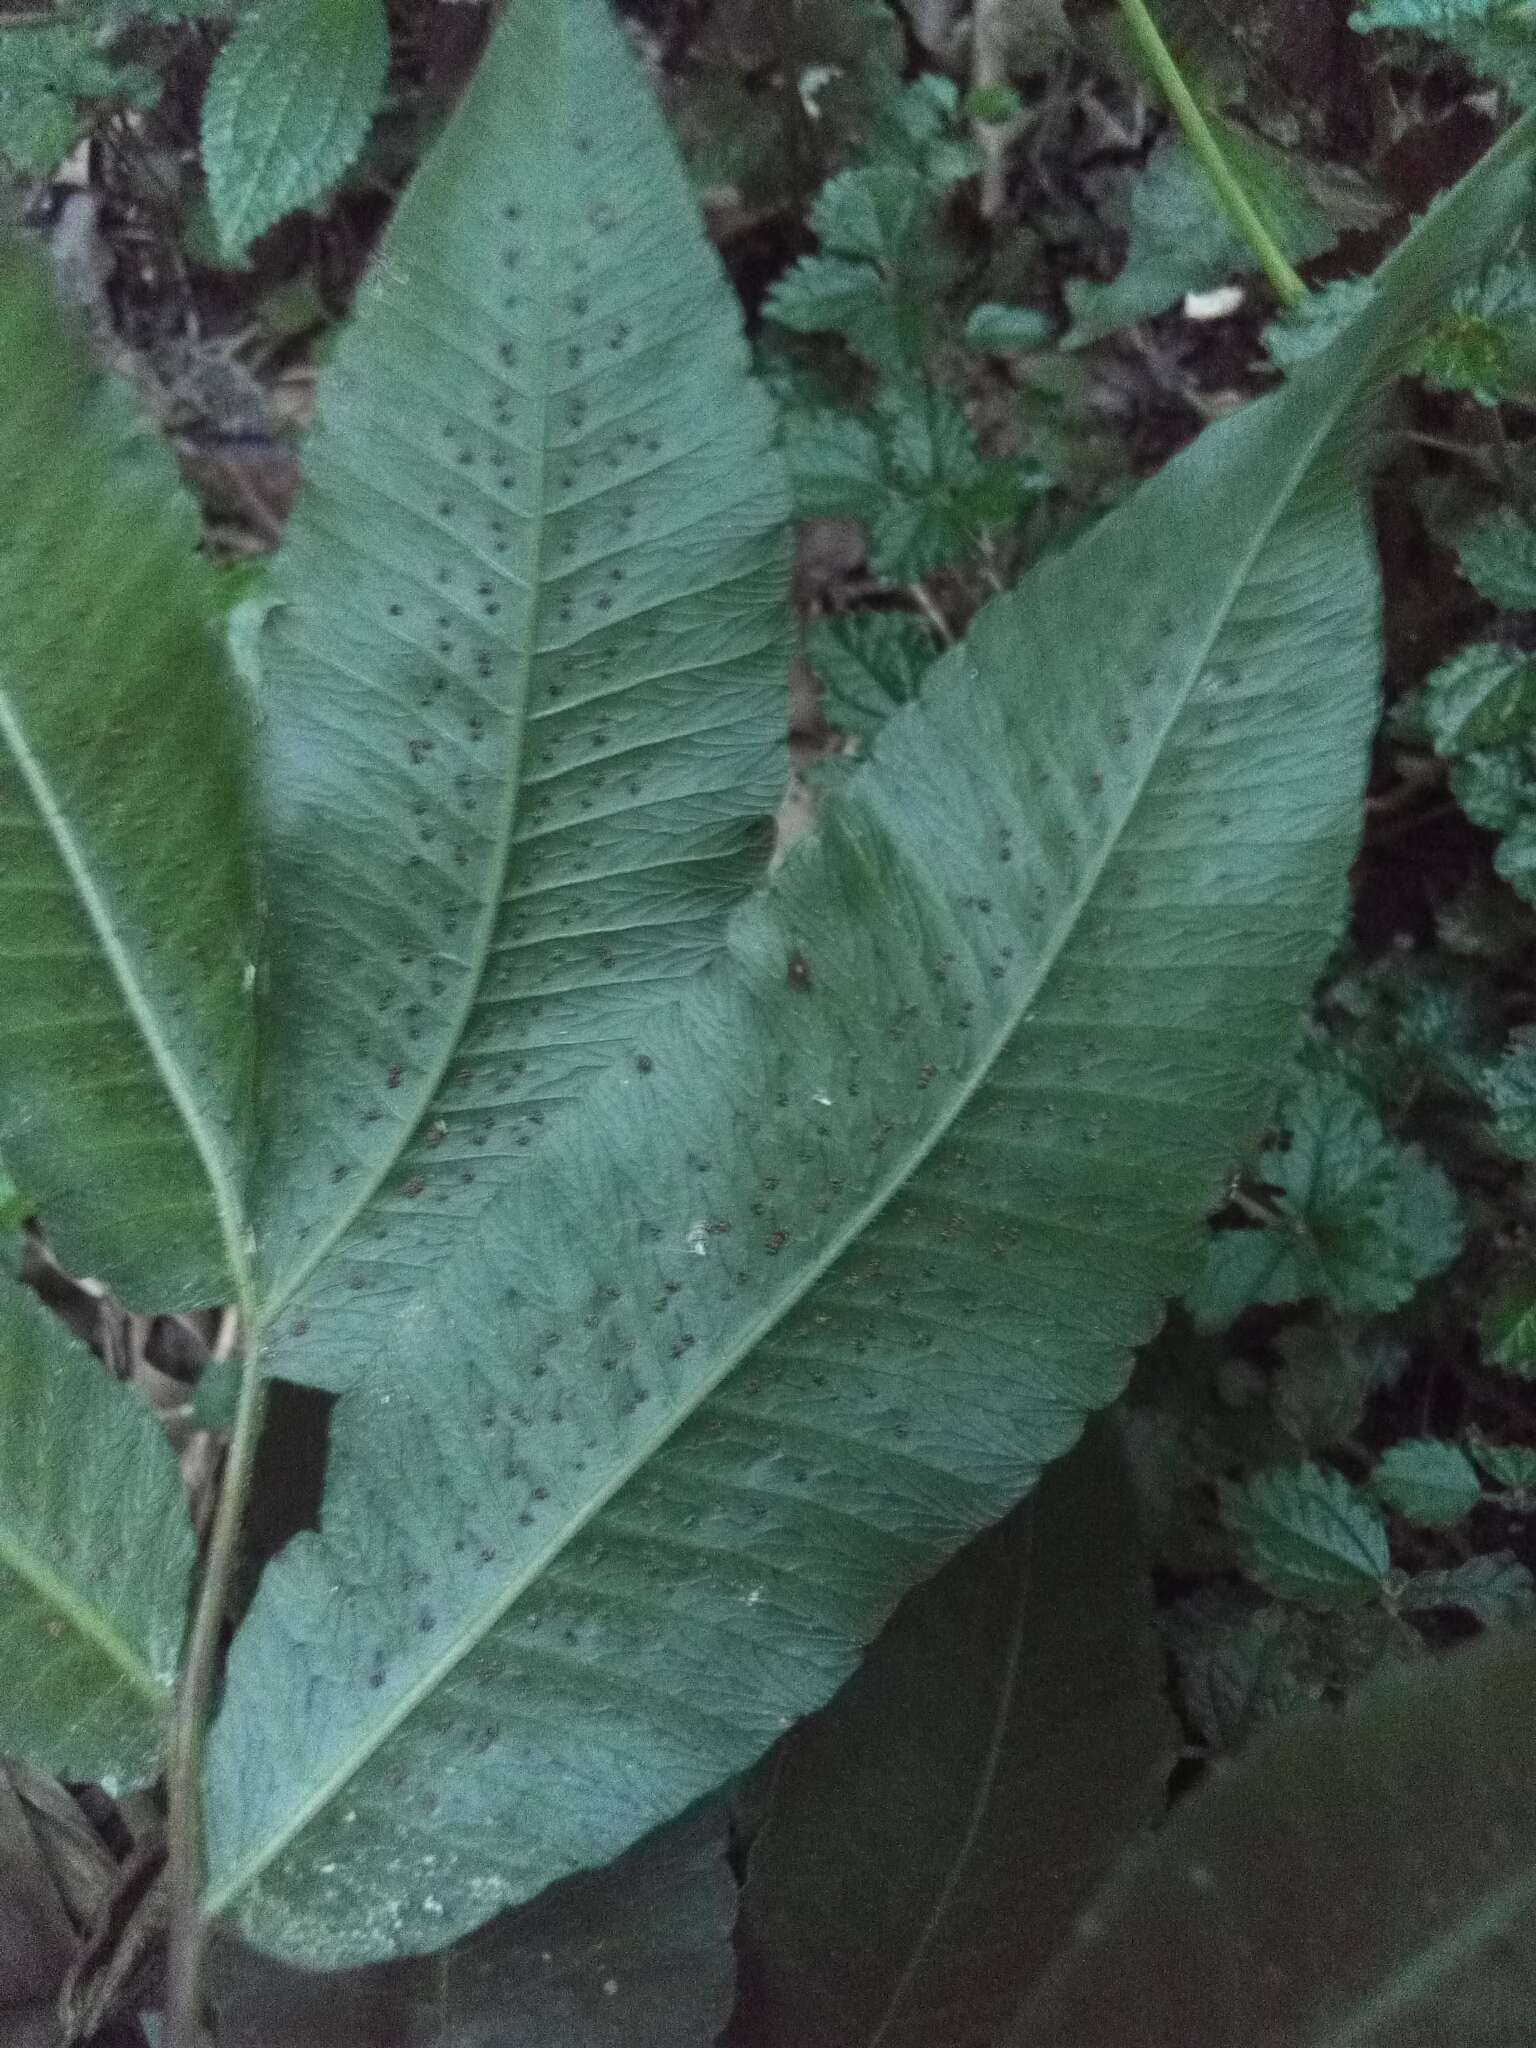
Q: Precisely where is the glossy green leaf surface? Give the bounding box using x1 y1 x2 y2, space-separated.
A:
0 242 255 1310
1010 1626 1536 2048
202 0 389 258
734 1422 1177 2048
245 0 789 1356
204 113 1536 1968
0 1271 194 1789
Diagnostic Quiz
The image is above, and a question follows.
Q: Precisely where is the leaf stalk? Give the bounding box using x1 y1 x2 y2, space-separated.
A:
1115 0 1308 309
163 1327 267 2048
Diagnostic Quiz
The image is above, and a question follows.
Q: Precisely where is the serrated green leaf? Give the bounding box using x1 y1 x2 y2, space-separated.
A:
1162 1594 1319 1750
1370 1438 1482 1526
1400 1549 1536 1622
0 1271 194 1789
1482 1269 1536 1373
0 22 158 173
1010 1626 1536 2046
1269 1322 1383 1450
736 1424 1177 2048
1223 1461 1392 1609
1482 1027 1536 1153
0 241 255 1311
1455 502 1536 608
1264 279 1380 369
238 0 789 1355
1423 642 1536 750
807 611 938 742
201 90 1536 1968
202 0 390 258
1421 258 1536 403
1188 1070 1463 1324
765 163 951 370
1467 1431 1536 1491
209 1804 734 2047
1065 124 1375 348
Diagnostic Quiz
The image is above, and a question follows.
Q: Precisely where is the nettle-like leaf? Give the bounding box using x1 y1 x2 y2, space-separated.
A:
1403 1549 1536 1621
1423 642 1536 750
1453 501 1536 608
1369 1438 1482 1527
1422 649 1536 903
735 1423 1177 2048
1352 0 1536 105
194 105 1536 1969
1420 258 1536 404
807 611 940 743
1482 1271 1536 1373
1187 1069 1463 1326
202 0 390 258
783 387 1043 580
0 1267 194 1790
241 0 789 1352
1481 1027 1536 1152
0 243 256 1311
1221 1462 1392 1611
1010 1625 1536 2046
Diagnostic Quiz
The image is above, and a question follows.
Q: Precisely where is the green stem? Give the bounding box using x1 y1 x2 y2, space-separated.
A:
1116 0 1308 309
162 1333 269 2048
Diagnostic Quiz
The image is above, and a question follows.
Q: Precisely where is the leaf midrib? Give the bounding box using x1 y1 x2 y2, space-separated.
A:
207 330 1356 1921
0 685 252 1312
0 1497 167 1710
257 62 560 1329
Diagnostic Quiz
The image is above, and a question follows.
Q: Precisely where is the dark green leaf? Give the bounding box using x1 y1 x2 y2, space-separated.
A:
1010 1626 1536 2047
208 1804 734 2047
1369 1438 1482 1527
1454 503 1536 608
736 1424 1177 2048
1400 1550 1536 1623
807 612 938 742
1222 1462 1392 1609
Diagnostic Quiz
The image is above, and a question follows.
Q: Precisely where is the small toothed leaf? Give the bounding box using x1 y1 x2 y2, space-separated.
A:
1221 1462 1392 1610
202 0 390 258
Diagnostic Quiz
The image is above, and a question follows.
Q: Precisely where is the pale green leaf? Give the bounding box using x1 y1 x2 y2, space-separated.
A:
1369 1438 1482 1526
209 1805 734 2048
203 97 1536 1967
0 1271 194 1789
1187 1071 1463 1324
0 241 255 1311
736 1424 1177 2048
240 0 789 1350
202 0 390 258
1223 1462 1392 1609
1010 1626 1536 2047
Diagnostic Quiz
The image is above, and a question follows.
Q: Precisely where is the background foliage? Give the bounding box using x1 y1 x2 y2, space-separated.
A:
8 0 1536 2043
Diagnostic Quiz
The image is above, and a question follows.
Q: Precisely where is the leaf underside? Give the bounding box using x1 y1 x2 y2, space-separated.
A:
0 245 255 1310
204 101 1536 1967
0 1270 193 1788
244 0 789 1353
